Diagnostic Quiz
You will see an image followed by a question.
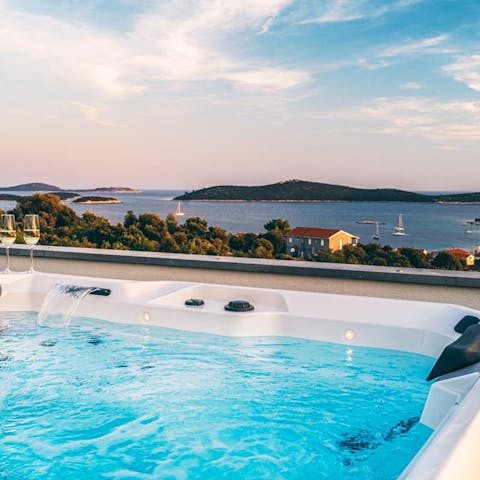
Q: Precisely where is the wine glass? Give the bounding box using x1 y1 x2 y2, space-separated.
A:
23 214 40 273
0 214 16 273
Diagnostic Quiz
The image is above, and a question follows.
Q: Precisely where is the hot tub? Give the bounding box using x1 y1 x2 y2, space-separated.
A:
1 272 479 479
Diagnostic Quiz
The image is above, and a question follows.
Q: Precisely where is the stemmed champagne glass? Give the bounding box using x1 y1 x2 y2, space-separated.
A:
0 214 16 273
23 215 40 273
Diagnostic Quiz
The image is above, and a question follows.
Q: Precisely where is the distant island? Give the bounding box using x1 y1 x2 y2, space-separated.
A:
175 179 480 203
0 191 122 204
0 182 62 192
0 182 140 205
0 193 22 201
77 187 141 194
48 191 81 201
435 192 480 204
0 183 141 194
72 196 122 205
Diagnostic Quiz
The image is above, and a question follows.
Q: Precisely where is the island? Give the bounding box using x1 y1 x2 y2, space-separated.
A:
175 179 480 203
47 191 82 201
0 183 141 195
435 192 480 204
0 182 62 192
78 187 142 194
72 196 122 205
0 194 22 201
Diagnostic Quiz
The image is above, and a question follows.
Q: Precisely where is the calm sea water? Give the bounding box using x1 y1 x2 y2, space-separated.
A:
0 312 433 479
1 189 480 250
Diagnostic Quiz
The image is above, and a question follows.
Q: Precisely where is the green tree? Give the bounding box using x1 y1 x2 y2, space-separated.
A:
264 219 290 234
123 210 138 228
398 248 431 268
432 251 465 270
184 217 208 239
253 238 274 258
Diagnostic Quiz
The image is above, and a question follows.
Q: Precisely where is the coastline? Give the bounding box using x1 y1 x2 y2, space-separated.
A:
435 201 480 205
86 189 141 194
174 199 480 204
174 199 348 203
75 200 123 205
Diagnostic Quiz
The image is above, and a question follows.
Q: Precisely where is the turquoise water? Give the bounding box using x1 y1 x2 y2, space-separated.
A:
1 189 480 250
0 312 433 479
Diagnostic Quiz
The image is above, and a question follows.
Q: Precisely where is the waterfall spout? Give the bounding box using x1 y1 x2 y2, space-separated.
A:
37 285 104 328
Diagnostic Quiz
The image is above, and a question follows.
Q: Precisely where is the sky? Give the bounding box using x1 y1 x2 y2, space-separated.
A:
0 0 479 190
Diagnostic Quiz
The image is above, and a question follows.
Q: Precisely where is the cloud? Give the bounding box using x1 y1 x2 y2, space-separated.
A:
314 96 480 147
400 82 424 90
379 35 451 57
0 0 308 99
315 34 451 74
443 54 480 92
300 0 422 24
224 68 310 90
360 96 480 143
300 0 366 24
65 101 124 127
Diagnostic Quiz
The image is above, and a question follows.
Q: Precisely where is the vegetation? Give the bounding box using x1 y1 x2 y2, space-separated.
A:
0 194 477 271
175 179 480 203
314 244 471 270
0 194 22 201
6 194 287 258
72 196 120 204
175 179 433 202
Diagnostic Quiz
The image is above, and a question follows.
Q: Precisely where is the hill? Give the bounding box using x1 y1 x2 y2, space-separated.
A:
175 180 434 202
0 182 62 191
434 192 480 203
72 196 121 204
0 183 140 195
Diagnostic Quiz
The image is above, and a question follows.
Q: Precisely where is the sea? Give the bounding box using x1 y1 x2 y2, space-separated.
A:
1 189 480 251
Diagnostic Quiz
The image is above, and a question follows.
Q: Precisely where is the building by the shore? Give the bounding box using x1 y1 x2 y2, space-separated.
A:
285 226 359 258
446 248 476 267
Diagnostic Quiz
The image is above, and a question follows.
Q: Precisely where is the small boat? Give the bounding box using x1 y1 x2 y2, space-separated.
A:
464 229 473 234
372 221 380 240
466 218 480 225
392 214 405 236
357 220 385 225
175 202 185 217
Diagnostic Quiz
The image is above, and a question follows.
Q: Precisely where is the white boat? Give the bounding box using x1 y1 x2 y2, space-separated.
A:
392 214 405 236
372 221 380 240
175 202 185 217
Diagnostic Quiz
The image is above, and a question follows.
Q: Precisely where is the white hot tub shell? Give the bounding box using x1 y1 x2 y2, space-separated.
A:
1 271 480 479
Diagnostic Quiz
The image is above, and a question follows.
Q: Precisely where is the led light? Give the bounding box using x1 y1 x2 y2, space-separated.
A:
345 347 353 362
344 328 356 342
143 311 151 322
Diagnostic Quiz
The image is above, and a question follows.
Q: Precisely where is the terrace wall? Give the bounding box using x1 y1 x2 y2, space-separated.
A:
2 245 480 310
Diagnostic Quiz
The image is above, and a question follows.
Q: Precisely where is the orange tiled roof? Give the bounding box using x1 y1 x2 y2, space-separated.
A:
287 226 342 239
446 248 473 259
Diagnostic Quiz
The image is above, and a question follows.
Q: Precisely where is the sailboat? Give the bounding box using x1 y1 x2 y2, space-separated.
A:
372 221 380 240
175 202 185 217
392 214 405 236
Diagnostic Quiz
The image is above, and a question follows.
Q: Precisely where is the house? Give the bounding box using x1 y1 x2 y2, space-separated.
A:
285 226 359 258
446 248 476 267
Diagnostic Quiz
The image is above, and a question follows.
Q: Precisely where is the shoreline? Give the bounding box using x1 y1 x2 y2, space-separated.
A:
173 199 480 204
83 189 142 194
74 200 123 205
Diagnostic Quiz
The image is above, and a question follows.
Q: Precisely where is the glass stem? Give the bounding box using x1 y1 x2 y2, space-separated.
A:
30 246 34 272
6 246 10 272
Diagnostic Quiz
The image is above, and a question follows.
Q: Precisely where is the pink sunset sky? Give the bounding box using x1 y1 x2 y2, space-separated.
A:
1 0 479 190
